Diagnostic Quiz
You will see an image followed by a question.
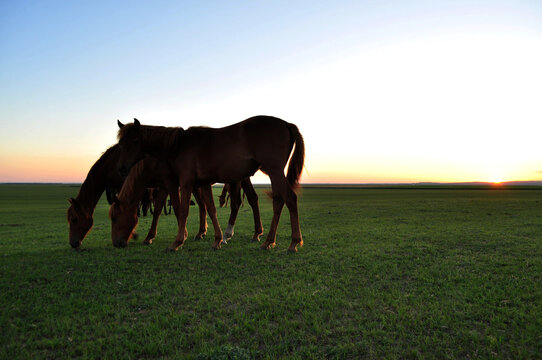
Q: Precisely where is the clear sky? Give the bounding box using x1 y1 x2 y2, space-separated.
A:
1 0 541 183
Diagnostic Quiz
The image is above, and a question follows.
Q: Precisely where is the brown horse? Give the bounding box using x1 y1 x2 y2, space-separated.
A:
110 153 229 248
116 115 304 252
109 156 264 248
67 144 175 249
109 155 185 248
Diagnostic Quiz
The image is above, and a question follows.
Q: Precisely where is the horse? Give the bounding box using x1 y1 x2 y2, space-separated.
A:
67 144 174 249
109 155 185 248
109 155 264 248
115 115 304 252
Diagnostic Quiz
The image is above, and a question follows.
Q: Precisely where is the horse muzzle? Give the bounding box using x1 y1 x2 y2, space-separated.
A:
69 237 82 249
113 238 128 248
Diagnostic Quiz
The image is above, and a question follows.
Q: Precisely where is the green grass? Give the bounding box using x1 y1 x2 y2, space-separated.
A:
1 184 541 359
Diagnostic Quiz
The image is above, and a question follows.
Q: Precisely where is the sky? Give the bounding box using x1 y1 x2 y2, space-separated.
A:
1 0 541 184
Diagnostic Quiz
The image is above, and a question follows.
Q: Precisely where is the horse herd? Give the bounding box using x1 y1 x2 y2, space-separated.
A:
67 115 305 252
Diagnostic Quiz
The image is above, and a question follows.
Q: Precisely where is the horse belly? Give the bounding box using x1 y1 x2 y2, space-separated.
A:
200 159 258 184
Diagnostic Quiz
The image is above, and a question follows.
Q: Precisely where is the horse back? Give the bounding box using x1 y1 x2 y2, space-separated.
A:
176 116 294 184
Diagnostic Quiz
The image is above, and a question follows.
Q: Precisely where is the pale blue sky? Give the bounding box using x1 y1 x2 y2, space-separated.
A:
1 1 541 182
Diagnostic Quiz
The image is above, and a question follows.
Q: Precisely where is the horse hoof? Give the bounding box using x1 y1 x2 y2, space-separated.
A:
287 247 298 253
260 242 275 250
194 231 207 241
165 247 178 252
144 239 153 245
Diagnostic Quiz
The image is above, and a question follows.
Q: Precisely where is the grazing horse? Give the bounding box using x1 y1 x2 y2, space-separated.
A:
67 145 123 249
110 153 228 248
109 156 185 248
116 115 304 252
109 158 264 248
67 144 174 249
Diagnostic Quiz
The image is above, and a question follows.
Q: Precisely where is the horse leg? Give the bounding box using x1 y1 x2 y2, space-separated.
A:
167 187 187 239
142 190 149 217
149 189 154 215
224 182 241 241
218 184 229 208
143 187 167 244
261 177 285 250
163 199 168 215
242 179 263 242
192 188 208 240
167 184 191 251
271 174 303 252
284 185 303 252
200 185 223 250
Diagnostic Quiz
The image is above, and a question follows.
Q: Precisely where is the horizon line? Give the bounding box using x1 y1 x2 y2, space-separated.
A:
2 180 542 186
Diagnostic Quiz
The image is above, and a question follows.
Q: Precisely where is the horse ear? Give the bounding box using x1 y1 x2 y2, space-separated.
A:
133 118 141 131
117 120 124 129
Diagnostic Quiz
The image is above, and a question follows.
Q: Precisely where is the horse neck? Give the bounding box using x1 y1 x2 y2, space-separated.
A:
76 146 120 215
118 159 155 210
76 164 109 216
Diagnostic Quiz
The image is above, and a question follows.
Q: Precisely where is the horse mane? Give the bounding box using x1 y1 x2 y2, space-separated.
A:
118 158 148 203
118 123 184 152
75 144 121 211
93 144 120 172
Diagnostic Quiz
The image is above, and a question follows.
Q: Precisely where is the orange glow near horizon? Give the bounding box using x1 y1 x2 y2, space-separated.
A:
1 153 540 184
0 154 95 183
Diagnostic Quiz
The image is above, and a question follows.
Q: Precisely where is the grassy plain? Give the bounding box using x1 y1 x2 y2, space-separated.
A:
0 184 541 359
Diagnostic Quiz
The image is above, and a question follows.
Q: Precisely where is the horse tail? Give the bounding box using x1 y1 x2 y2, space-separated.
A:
286 123 305 190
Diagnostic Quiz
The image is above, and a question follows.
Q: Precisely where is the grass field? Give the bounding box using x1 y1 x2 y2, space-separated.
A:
1 184 541 359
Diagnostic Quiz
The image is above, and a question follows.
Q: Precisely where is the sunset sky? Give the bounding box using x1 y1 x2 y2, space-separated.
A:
1 1 541 183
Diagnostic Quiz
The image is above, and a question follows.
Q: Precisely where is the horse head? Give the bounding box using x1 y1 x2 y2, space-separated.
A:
67 198 93 249
109 195 138 248
117 118 145 177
